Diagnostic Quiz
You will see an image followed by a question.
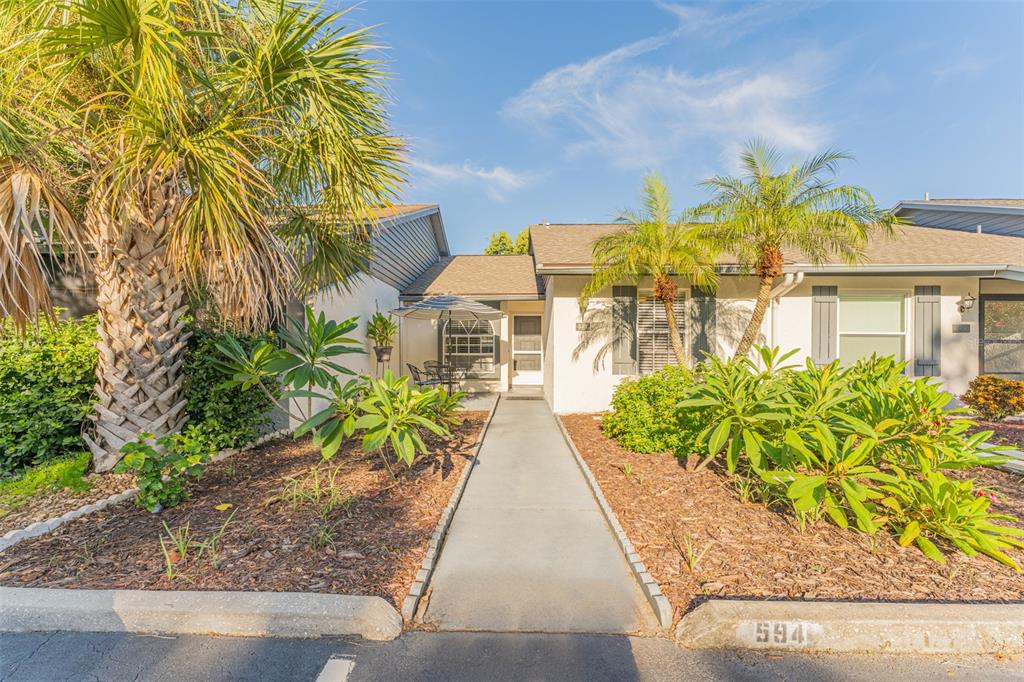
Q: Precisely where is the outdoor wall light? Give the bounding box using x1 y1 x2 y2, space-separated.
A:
958 293 976 314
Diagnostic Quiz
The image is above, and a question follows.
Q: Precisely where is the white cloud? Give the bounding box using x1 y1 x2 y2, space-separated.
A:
932 42 989 83
502 2 829 170
411 159 533 201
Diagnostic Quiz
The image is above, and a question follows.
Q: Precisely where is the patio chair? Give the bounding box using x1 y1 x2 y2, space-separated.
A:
407 363 441 390
425 359 462 393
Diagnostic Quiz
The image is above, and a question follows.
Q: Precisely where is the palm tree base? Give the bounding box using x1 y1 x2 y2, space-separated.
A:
84 210 190 472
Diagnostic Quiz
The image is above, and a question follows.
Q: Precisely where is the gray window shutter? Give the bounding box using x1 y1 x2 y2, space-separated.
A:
690 287 716 364
638 295 686 373
612 285 637 375
914 285 941 376
811 286 838 365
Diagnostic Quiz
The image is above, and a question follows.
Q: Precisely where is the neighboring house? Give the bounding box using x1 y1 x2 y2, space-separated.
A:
311 204 450 377
894 197 1024 236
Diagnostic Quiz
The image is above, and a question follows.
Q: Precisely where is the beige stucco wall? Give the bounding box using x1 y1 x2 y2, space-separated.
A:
545 273 1024 414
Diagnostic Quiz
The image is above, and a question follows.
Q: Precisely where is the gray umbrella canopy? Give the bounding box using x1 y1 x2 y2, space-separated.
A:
391 295 504 321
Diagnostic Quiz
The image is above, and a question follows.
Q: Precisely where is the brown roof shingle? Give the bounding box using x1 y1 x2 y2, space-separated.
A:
529 223 1024 269
402 255 543 298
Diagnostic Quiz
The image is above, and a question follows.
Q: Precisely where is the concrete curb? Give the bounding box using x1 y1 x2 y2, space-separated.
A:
401 397 501 622
0 429 291 554
980 442 1024 475
0 587 402 641
554 415 674 629
675 599 1024 654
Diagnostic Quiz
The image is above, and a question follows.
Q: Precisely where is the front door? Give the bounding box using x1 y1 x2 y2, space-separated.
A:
511 315 543 385
979 294 1024 380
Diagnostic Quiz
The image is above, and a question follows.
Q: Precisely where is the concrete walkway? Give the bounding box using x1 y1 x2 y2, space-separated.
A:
419 397 659 634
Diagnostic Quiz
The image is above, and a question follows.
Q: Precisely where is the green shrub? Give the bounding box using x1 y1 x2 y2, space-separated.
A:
961 375 1024 422
114 426 217 512
677 348 1021 569
0 314 98 473
183 325 279 450
216 306 459 469
603 365 704 456
0 451 91 518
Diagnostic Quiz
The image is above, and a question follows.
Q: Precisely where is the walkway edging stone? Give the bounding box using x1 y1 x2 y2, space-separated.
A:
0 429 291 554
402 397 500 621
555 415 673 629
0 586 401 641
676 599 1024 654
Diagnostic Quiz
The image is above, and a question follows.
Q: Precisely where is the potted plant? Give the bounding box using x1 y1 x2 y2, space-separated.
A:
366 312 398 362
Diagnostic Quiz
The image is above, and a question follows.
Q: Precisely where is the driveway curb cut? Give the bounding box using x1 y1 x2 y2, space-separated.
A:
402 396 501 622
555 415 673 629
676 599 1024 654
0 429 291 554
0 587 402 641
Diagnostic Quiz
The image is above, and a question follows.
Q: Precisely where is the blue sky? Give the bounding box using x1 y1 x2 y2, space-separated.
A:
344 1 1024 253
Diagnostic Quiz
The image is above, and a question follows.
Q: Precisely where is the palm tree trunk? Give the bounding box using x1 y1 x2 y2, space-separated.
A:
83 184 190 472
734 275 773 360
663 297 687 365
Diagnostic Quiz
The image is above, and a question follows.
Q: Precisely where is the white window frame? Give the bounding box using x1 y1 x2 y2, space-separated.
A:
442 319 498 379
836 290 911 366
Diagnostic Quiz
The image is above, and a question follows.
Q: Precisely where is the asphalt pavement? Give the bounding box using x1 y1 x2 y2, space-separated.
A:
3 630 1022 682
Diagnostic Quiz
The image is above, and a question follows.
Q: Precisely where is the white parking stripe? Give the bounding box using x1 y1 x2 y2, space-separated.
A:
315 656 355 682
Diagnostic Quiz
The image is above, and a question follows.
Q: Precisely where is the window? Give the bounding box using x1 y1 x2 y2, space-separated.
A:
443 319 497 377
980 295 1024 378
637 293 686 374
838 293 906 365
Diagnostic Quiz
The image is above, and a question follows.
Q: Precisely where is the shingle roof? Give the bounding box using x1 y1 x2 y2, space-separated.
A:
529 223 1024 270
369 204 438 220
401 255 543 298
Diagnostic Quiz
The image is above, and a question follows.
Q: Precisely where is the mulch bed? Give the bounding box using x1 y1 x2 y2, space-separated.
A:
0 412 488 608
970 420 1024 449
561 414 1024 624
0 471 136 537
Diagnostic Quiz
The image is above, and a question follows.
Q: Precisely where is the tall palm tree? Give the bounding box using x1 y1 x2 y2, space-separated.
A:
692 140 897 360
581 173 717 366
0 0 404 470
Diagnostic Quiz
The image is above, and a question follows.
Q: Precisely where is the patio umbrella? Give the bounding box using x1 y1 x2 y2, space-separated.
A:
390 295 505 387
391 295 504 321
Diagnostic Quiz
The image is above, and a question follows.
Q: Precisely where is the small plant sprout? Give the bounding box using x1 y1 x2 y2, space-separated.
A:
194 509 237 569
309 523 337 552
159 521 192 580
620 462 634 481
673 529 709 572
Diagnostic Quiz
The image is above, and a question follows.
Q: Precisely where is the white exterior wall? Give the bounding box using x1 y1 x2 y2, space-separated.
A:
310 273 401 377
545 273 1024 413
771 276 982 395
546 275 631 413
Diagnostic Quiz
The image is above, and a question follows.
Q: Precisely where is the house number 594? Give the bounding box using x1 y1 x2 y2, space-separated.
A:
755 621 806 644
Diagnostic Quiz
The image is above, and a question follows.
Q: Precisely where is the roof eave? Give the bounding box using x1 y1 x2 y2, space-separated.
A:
536 264 1023 276
894 201 1024 217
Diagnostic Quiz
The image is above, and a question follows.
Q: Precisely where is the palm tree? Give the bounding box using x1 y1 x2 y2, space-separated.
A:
692 140 897 360
0 0 404 470
581 173 717 366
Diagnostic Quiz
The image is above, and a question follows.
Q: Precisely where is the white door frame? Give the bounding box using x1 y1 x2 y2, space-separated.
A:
511 314 543 386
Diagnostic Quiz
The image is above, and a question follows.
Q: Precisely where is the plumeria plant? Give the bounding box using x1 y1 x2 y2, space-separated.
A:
670 347 1019 568
216 308 462 470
